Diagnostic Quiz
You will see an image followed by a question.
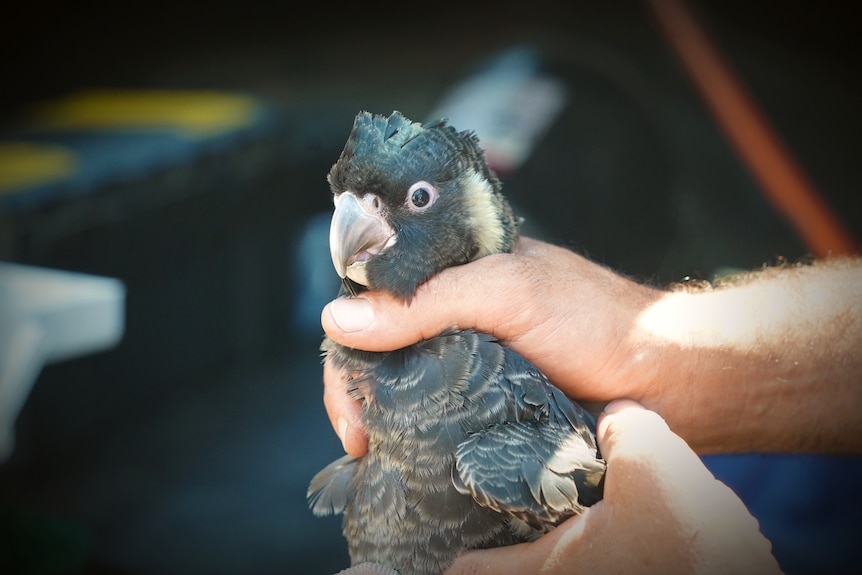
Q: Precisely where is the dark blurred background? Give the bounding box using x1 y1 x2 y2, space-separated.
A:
1 1 860 574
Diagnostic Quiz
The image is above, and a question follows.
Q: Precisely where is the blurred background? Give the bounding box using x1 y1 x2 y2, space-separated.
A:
1 0 860 573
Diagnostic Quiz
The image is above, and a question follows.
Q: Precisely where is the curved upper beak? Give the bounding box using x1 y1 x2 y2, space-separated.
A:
329 192 396 287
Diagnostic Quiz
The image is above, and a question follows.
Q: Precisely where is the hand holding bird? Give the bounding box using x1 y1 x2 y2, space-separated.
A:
312 110 862 575
329 400 782 575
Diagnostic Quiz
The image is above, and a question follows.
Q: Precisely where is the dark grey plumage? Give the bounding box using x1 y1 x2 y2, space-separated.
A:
308 111 605 575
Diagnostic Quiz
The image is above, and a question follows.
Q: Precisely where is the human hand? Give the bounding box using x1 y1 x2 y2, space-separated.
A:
443 399 782 575
321 237 662 456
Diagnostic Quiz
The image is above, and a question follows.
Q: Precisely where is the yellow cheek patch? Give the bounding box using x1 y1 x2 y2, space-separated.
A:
461 169 506 258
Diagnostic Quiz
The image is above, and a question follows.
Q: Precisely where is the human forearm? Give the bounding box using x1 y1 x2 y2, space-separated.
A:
322 238 862 455
625 257 862 453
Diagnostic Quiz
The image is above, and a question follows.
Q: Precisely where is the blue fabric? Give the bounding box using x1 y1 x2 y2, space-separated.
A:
703 453 862 574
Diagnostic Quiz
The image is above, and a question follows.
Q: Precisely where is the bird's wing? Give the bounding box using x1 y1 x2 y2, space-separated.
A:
502 351 600 446
453 349 605 527
453 421 605 528
307 454 359 516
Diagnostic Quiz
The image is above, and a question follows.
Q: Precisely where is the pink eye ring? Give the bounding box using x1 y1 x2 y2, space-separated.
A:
406 181 438 211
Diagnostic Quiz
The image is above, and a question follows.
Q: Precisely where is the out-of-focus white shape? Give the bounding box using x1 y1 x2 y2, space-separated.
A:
0 263 125 461
427 45 568 175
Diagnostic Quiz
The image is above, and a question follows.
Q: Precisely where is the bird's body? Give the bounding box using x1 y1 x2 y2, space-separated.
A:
309 111 605 575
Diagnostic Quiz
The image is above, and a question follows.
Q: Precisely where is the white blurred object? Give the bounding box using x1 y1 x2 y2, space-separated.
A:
0 262 125 461
427 45 567 175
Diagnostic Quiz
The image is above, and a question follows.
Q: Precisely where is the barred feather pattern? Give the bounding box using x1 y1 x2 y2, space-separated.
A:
310 330 605 575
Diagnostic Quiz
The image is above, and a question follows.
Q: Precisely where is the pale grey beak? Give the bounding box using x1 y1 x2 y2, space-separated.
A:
329 192 396 287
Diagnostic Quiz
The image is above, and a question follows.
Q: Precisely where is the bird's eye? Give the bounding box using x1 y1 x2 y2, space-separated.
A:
411 188 430 207
406 181 438 211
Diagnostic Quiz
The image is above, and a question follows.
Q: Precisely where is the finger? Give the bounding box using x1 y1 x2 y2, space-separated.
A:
321 238 549 351
596 399 712 485
322 359 368 457
444 510 594 575
595 404 780 572
442 540 540 575
596 398 666 455
596 399 741 517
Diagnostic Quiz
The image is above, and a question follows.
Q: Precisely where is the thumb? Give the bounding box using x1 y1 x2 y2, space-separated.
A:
320 238 557 352
596 399 718 491
321 291 449 351
321 255 507 351
596 399 674 454
596 399 778 574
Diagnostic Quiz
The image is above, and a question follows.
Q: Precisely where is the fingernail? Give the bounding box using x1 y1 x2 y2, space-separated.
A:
337 417 349 451
602 398 643 414
599 399 644 419
330 298 374 333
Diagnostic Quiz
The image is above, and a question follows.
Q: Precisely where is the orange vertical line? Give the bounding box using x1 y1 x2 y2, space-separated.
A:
648 0 859 257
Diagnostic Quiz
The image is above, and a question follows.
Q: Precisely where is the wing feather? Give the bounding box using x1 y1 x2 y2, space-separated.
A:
307 454 358 516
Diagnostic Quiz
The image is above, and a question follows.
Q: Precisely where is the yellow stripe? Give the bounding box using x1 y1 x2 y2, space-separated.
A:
25 89 259 137
0 142 75 193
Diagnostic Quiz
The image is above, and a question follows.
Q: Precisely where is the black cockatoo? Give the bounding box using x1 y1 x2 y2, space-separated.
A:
308 110 605 575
